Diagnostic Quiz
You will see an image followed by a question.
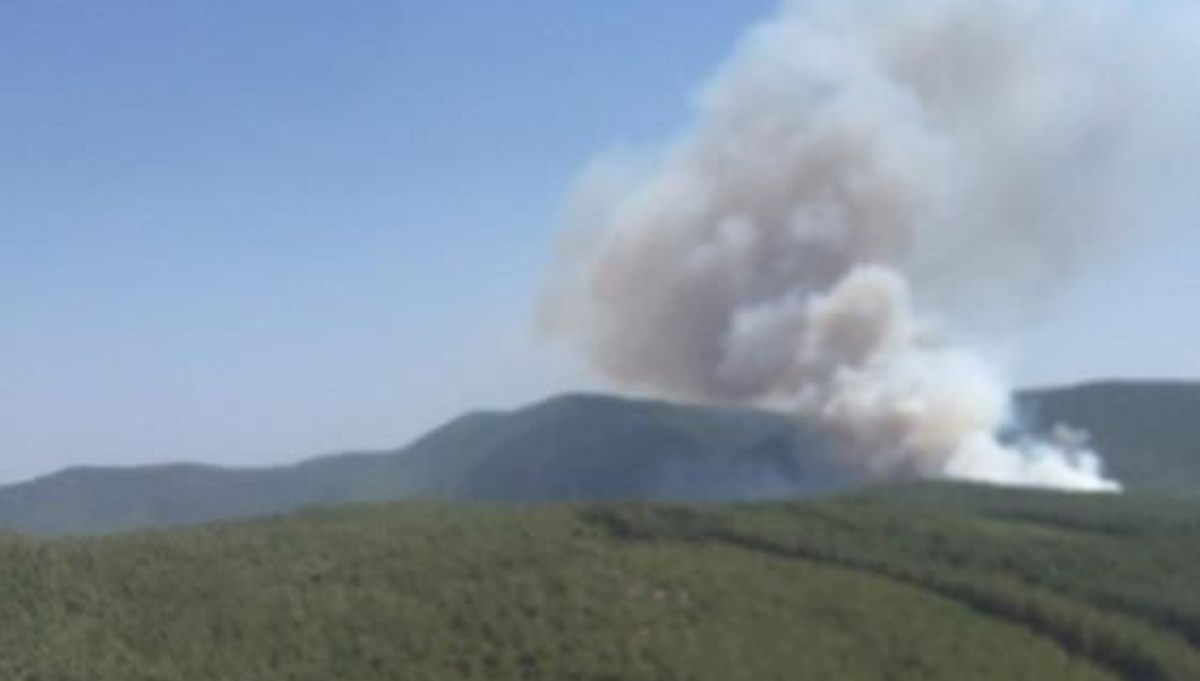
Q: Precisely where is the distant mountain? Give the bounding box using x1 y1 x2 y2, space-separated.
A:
0 394 840 535
1019 381 1200 491
0 381 1197 535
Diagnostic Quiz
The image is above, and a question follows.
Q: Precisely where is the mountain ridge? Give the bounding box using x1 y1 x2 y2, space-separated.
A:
1 380 1197 535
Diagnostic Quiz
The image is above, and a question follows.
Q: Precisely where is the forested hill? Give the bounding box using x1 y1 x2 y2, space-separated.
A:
3 485 1200 680
0 381 1197 535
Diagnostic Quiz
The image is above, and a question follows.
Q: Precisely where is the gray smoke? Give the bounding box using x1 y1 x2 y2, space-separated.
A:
543 0 1200 491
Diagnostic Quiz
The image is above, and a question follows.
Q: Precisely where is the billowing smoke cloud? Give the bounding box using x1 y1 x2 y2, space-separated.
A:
543 0 1200 491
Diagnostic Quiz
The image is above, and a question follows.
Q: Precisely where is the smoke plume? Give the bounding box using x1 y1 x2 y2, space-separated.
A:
544 0 1200 491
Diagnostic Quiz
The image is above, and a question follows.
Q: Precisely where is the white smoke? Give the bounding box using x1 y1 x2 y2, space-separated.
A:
543 0 1200 491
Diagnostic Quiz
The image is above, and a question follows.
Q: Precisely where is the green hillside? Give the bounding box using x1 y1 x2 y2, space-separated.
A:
3 485 1200 680
1 381 1197 535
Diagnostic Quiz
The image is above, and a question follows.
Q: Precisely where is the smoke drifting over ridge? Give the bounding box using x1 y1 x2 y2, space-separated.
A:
543 0 1200 491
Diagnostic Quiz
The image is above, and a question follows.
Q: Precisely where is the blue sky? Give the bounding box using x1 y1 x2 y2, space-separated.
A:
1 1 1196 483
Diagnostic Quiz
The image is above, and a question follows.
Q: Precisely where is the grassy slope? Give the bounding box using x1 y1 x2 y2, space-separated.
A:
3 486 1200 680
